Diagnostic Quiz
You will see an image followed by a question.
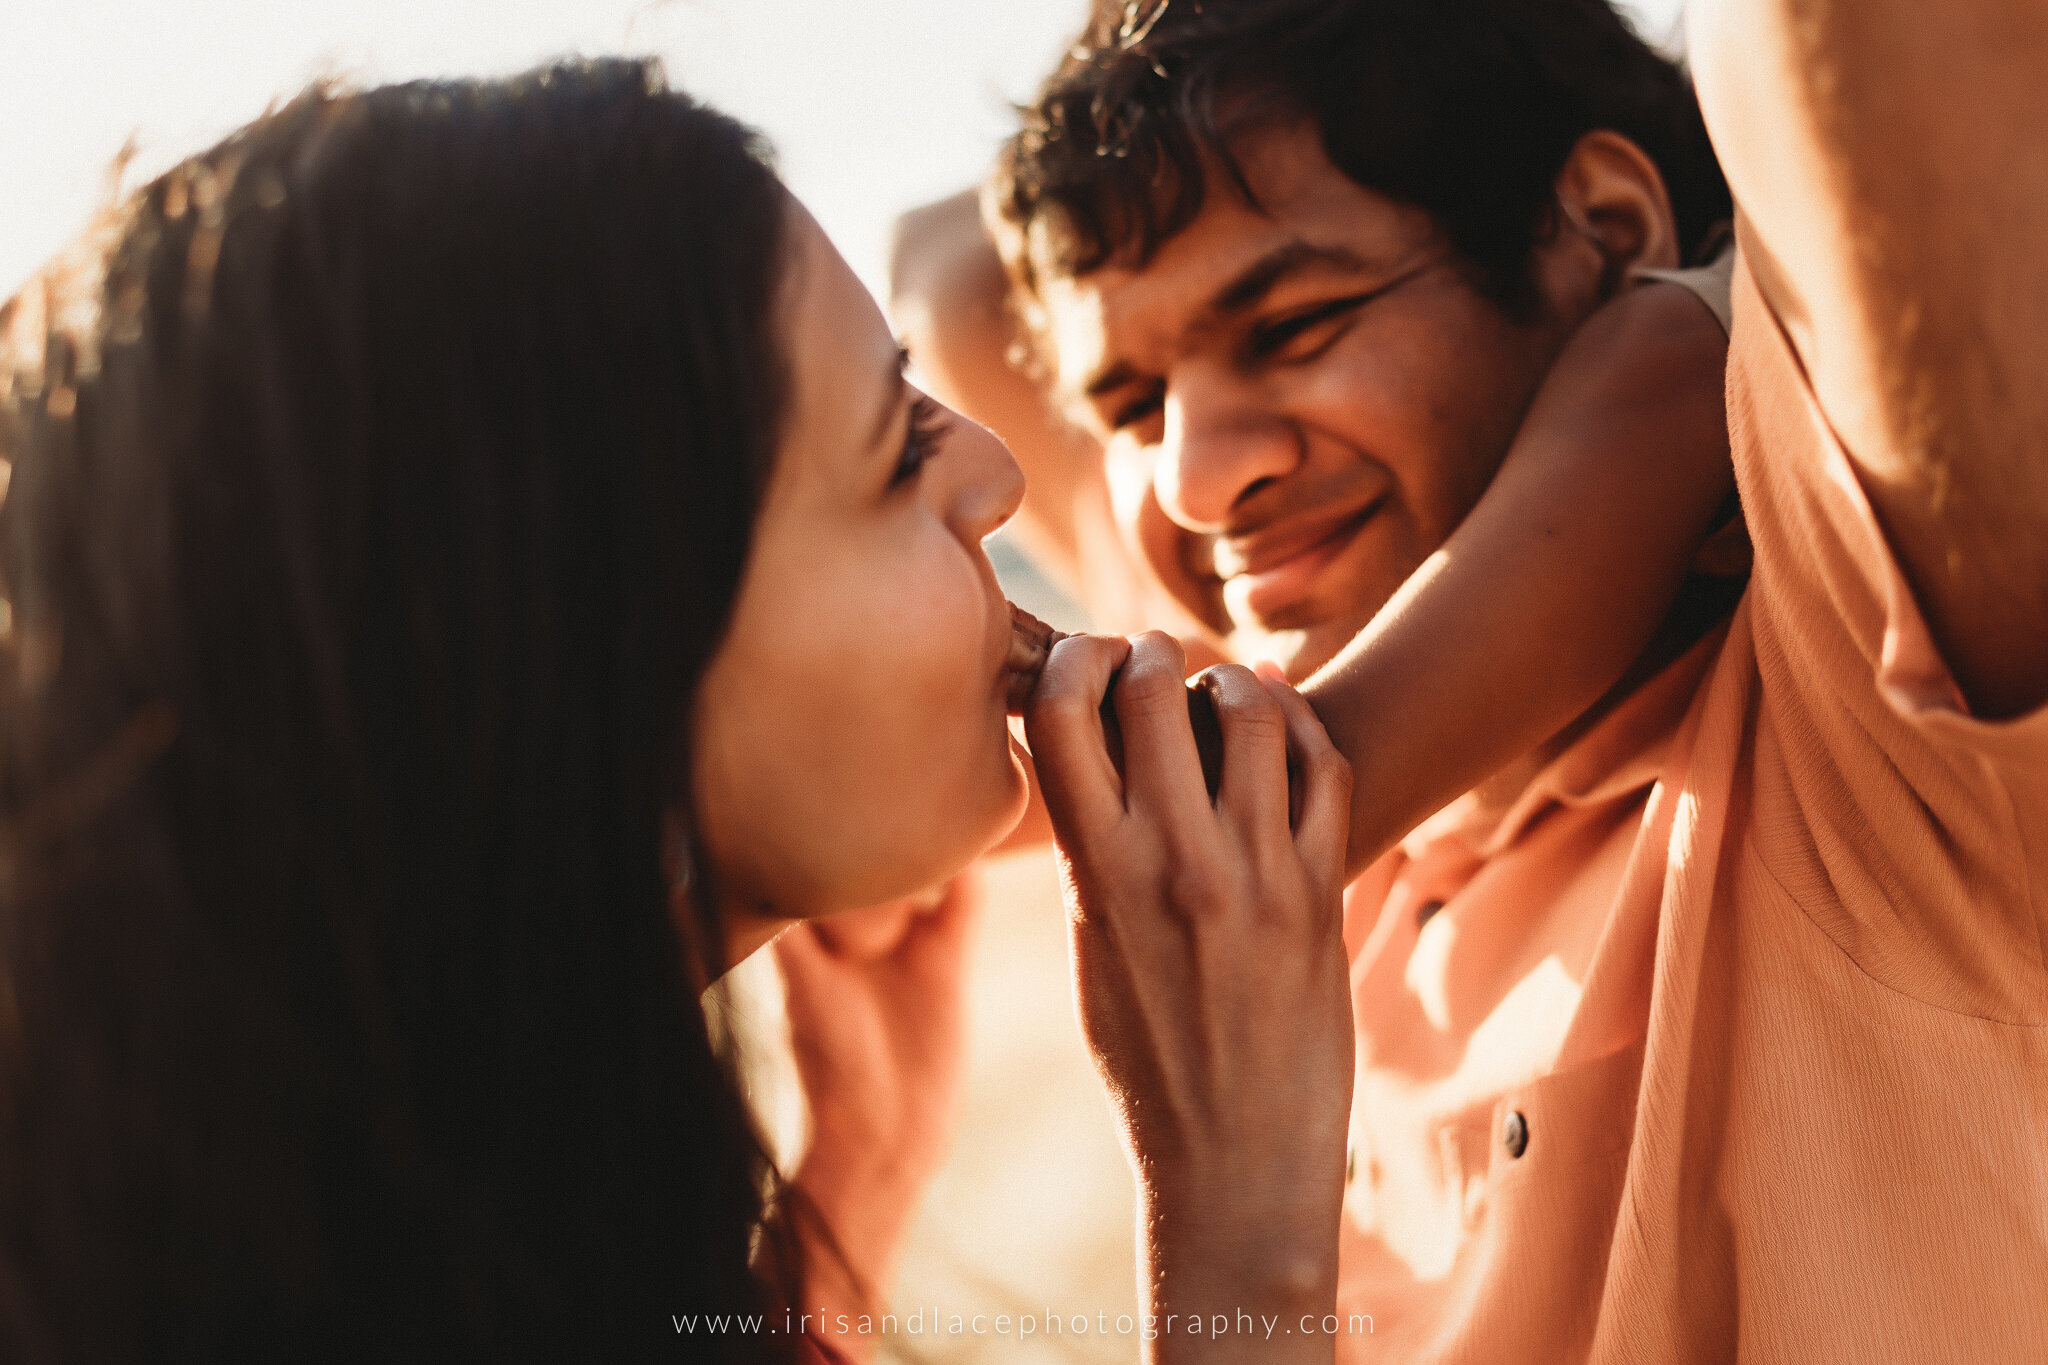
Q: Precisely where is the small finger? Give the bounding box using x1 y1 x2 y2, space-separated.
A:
812 898 921 958
896 871 982 977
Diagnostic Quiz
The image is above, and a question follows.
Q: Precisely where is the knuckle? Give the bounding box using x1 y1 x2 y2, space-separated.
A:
1118 682 1187 729
1022 696 1085 744
1128 629 1187 669
1255 875 1319 931
1031 644 1105 704
1116 657 1188 715
1028 676 1092 718
1315 747 1355 792
1207 669 1286 736
1240 838 1287 899
1043 632 1106 679
1202 662 1258 692
1232 710 1288 751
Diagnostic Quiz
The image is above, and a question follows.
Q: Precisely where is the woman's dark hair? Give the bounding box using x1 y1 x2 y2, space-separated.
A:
993 0 1732 316
0 58 797 1362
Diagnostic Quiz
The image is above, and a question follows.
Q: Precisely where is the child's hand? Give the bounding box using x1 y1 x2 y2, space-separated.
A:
775 877 978 1353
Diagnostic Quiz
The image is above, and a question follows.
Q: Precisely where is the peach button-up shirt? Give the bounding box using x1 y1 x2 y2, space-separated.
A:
1335 254 2048 1362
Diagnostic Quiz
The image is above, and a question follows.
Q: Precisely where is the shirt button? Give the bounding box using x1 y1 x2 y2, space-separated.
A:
1503 1110 1529 1159
1416 899 1445 928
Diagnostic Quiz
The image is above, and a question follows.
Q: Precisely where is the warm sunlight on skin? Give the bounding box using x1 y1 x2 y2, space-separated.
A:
1041 121 1589 684
694 199 1029 960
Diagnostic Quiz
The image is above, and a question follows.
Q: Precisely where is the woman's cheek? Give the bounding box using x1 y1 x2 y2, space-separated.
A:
884 535 1007 815
728 525 1012 909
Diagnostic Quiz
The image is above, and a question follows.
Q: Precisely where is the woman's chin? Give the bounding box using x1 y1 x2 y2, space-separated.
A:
881 755 1029 900
983 748 1034 847
765 743 1031 924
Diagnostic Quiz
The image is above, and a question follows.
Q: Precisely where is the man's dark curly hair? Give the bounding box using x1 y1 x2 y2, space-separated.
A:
991 0 1731 317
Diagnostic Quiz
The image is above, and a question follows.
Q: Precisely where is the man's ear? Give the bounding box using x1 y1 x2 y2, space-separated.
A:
1535 129 1682 308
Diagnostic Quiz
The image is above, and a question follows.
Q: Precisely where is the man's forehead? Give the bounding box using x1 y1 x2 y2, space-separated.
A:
1035 131 1440 400
1039 212 1296 401
1039 271 1117 403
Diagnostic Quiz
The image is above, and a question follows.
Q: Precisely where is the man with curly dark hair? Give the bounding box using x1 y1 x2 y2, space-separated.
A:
897 0 2048 1359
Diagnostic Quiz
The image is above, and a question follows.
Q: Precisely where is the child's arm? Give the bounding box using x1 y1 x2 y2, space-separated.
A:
890 191 1227 656
1304 274 1735 882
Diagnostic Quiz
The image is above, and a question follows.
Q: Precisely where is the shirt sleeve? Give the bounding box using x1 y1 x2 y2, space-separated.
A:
1726 245 2048 1022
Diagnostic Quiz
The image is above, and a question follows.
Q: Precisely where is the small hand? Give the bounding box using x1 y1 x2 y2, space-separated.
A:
774 876 978 1351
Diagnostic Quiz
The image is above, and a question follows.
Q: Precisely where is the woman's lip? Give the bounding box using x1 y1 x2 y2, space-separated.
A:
1223 506 1378 621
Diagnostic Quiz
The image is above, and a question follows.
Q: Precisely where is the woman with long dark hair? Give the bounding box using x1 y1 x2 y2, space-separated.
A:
0 58 1033 1363
0 55 1352 1365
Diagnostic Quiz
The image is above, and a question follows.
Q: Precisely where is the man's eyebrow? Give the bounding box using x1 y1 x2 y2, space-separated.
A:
1206 240 1373 319
1078 241 1373 401
1083 361 1142 401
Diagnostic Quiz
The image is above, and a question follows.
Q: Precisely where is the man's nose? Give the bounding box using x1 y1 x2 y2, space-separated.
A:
1153 366 1298 533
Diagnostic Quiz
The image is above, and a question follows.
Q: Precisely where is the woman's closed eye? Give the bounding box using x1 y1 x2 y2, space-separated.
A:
893 393 951 486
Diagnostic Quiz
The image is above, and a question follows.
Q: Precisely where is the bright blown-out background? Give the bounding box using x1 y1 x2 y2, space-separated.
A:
2 1 1684 1358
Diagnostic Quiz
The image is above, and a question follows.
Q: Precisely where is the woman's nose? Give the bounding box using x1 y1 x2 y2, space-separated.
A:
949 413 1027 543
1152 367 1298 533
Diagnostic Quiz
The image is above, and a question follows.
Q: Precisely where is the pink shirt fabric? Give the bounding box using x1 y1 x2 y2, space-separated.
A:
1334 252 2048 1362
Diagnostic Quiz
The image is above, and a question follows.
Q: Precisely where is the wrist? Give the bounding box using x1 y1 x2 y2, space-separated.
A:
1135 1181 1341 1364
1141 1225 1338 1323
788 1155 927 1308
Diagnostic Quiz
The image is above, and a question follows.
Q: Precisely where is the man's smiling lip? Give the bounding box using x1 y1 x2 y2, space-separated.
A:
1213 502 1382 619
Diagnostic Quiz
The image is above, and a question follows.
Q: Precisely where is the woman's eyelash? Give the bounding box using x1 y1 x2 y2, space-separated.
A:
893 394 950 485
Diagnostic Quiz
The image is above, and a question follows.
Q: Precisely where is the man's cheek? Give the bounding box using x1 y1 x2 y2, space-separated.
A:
1132 502 1227 635
1103 438 1154 532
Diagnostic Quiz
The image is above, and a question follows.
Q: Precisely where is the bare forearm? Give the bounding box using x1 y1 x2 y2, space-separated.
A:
1305 285 1733 880
789 1164 915 1363
1691 0 2048 461
889 190 1099 595
1689 0 2048 715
